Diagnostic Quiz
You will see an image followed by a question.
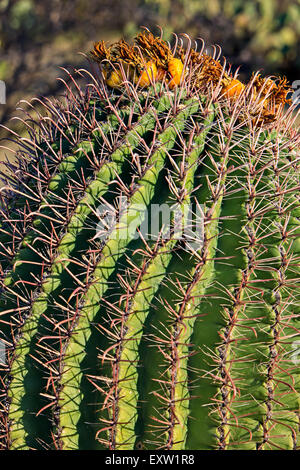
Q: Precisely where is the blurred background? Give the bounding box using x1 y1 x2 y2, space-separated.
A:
0 0 299 155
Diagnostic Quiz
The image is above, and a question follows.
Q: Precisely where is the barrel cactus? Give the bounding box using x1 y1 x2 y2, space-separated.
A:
0 30 299 451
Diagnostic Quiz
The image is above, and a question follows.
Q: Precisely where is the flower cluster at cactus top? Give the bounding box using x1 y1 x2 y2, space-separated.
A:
90 30 292 125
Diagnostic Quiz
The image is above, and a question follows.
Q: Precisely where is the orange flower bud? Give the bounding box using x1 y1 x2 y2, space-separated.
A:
105 69 123 88
167 58 184 89
223 79 245 98
136 61 158 87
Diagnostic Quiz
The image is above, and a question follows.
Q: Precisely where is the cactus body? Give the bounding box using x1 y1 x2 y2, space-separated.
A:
0 32 299 451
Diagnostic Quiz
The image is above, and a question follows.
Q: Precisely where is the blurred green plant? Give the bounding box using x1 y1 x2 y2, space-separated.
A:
1 0 299 73
144 0 300 77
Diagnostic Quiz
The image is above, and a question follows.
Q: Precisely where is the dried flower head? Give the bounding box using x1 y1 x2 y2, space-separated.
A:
90 40 113 63
135 31 173 68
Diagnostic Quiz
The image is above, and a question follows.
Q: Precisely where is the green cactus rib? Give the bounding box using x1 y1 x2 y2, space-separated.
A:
99 109 215 450
137 115 232 449
187 130 300 450
57 98 200 450
188 133 257 450
187 183 248 448
165 130 231 450
224 136 300 451
5 93 176 449
213 156 262 450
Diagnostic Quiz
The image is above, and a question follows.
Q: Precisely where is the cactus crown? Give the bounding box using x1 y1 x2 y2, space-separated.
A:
0 29 299 451
91 29 292 123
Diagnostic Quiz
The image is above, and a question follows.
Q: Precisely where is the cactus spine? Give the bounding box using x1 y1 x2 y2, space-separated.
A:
0 30 299 451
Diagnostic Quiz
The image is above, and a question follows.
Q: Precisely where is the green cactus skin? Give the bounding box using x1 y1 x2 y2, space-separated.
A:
0 55 299 451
